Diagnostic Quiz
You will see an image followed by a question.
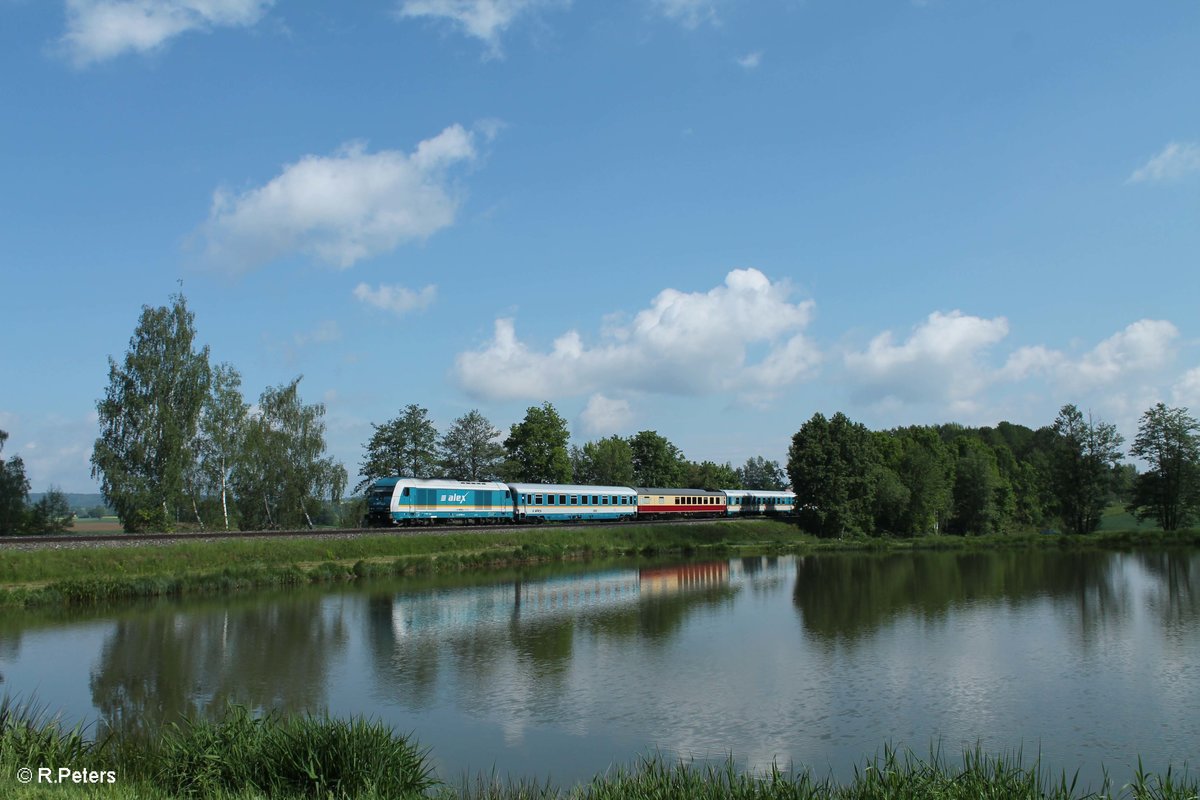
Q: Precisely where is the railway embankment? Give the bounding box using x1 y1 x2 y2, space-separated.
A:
1 521 1197 611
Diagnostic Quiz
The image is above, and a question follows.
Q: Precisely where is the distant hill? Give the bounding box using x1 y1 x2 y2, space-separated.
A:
28 492 109 513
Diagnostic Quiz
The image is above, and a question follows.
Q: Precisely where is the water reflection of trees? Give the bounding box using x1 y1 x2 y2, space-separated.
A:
89 596 347 739
792 550 1140 644
366 561 736 712
1134 550 1200 629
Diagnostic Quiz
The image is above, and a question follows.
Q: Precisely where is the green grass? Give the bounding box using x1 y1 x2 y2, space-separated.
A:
3 701 1196 799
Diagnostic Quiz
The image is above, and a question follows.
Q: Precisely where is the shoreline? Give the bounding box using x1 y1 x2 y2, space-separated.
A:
1 521 1197 611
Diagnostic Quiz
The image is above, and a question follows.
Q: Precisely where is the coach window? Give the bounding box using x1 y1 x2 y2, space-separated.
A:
559 494 567 504
547 495 555 505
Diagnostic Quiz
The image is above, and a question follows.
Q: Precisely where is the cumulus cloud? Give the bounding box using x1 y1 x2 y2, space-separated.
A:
1128 141 1200 183
579 394 633 435
396 0 567 56
200 125 477 272
454 268 820 402
1171 367 1200 409
652 0 719 28
1002 319 1179 389
353 282 438 315
59 0 272 66
845 311 1009 409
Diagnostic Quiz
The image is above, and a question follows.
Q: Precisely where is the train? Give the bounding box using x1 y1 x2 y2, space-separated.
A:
364 477 795 527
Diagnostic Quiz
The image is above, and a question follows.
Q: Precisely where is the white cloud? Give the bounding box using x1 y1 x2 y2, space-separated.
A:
454 268 820 402
1170 367 1200 409
579 394 633 435
200 125 477 272
353 283 438 315
845 311 1009 408
735 51 761 70
0 413 96 492
652 0 719 28
1128 141 1200 183
1002 319 1179 389
59 0 272 66
396 0 567 57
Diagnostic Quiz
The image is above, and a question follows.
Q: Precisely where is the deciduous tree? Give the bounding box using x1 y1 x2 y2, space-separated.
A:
1050 404 1124 534
91 293 211 532
571 436 634 486
357 404 439 492
233 378 346 530
787 412 877 537
196 363 249 531
628 430 686 487
503 402 572 483
1128 402 1200 531
0 430 31 534
439 410 504 481
738 456 785 490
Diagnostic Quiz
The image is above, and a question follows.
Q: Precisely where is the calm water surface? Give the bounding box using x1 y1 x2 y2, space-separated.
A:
1 549 1197 787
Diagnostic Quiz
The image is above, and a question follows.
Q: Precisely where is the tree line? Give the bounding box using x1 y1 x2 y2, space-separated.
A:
787 403 1200 537
356 400 788 493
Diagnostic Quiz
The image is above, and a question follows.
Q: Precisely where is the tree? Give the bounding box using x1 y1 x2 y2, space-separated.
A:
439 410 504 481
0 430 31 534
948 437 1007 535
787 412 877 537
91 293 211 532
683 460 740 490
26 487 73 534
738 456 785 490
628 430 686 487
196 363 249 531
233 378 347 530
571 436 634 486
357 404 439 492
1050 404 1125 534
502 402 571 483
891 426 954 535
1128 402 1200 531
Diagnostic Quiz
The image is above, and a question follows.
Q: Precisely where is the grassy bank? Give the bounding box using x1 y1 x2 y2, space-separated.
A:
1 521 1197 611
1 700 1195 799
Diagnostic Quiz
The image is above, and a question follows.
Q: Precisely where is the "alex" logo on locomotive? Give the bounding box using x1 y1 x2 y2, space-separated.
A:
439 493 468 503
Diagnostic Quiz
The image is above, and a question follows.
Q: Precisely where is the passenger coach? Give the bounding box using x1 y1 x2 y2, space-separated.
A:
724 489 796 517
636 487 727 519
509 483 638 523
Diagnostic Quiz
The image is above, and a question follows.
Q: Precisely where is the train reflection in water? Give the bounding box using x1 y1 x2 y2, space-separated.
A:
386 561 731 639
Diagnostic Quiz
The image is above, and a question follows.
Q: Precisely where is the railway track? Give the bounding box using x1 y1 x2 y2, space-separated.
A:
0 517 733 550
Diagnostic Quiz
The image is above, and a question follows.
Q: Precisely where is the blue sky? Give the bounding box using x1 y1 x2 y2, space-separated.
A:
2 0 1198 493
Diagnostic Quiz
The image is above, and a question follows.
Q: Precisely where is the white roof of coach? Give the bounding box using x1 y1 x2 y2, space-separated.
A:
507 483 637 495
394 478 509 491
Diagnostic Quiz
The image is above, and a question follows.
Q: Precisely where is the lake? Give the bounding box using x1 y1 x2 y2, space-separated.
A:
1 547 1196 789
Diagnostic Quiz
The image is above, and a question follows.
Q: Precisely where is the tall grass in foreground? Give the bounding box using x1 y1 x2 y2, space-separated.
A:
2 699 435 799
446 749 1197 800
3 701 1197 800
